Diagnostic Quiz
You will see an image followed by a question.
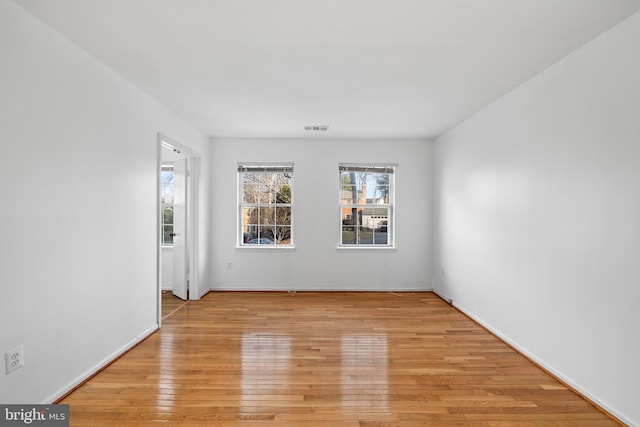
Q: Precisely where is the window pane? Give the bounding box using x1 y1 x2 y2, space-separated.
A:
163 206 173 225
258 187 274 203
275 183 291 203
243 172 259 185
251 226 275 245
374 223 388 245
362 207 388 229
161 171 173 184
263 225 274 242
356 226 373 244
341 208 361 226
161 170 174 204
242 207 258 226
275 206 291 226
162 185 174 204
259 173 275 203
375 185 389 203
274 226 291 245
341 225 356 245
340 171 391 205
259 206 275 225
357 227 389 245
242 187 258 204
275 176 292 203
372 173 390 203
340 173 362 203
163 225 173 245
242 225 258 243
340 185 356 205
162 186 174 204
242 172 259 203
361 207 389 245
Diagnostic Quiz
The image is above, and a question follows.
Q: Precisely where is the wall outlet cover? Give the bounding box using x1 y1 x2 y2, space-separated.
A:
5 345 24 375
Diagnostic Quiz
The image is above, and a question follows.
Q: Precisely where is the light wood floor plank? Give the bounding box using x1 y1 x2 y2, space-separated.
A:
61 292 621 426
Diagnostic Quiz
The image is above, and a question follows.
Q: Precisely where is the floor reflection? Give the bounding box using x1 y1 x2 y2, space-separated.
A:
157 330 176 409
341 333 389 410
241 332 292 411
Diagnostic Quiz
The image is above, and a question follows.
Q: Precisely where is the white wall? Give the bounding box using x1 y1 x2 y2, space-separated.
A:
433 11 640 426
210 138 433 291
0 0 210 403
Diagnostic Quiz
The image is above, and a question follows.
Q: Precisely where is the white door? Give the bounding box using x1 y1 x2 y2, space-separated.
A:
172 158 188 300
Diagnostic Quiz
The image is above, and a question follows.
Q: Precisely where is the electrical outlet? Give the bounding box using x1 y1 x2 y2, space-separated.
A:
5 345 24 375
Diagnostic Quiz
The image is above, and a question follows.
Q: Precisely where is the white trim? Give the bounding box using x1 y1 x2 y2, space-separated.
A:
156 135 163 326
237 162 294 172
431 288 453 304
236 245 295 250
208 285 432 292
337 163 396 248
237 162 294 247
187 156 201 301
335 247 396 251
43 324 158 404
339 163 398 171
197 287 210 299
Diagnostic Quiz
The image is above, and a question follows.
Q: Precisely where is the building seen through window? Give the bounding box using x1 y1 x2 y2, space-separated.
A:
339 164 394 247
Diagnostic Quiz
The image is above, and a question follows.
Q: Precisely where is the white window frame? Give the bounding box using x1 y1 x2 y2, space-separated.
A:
237 163 294 248
338 163 395 249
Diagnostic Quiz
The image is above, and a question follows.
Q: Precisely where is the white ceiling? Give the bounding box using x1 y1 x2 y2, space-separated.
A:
14 0 640 139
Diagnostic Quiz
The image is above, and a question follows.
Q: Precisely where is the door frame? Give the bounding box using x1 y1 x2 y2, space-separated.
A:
157 133 202 326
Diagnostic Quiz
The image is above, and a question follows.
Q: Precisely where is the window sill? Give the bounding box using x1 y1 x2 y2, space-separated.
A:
236 245 296 250
336 245 396 251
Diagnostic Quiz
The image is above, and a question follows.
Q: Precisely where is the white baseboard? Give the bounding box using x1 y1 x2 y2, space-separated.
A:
197 286 210 299
43 324 159 404
450 299 634 427
431 288 452 304
207 285 433 292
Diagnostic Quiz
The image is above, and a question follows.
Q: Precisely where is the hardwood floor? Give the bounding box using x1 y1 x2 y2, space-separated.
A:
161 290 188 320
61 292 620 426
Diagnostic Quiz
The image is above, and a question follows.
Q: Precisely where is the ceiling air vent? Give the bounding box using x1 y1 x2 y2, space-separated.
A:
304 125 329 132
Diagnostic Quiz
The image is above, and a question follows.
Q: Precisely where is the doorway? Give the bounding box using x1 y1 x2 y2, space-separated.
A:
157 134 201 325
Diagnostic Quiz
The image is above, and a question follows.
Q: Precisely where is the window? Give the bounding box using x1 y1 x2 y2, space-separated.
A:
339 164 394 247
239 164 293 246
160 165 174 245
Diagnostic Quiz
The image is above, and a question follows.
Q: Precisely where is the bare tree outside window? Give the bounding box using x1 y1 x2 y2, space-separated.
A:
239 165 293 246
